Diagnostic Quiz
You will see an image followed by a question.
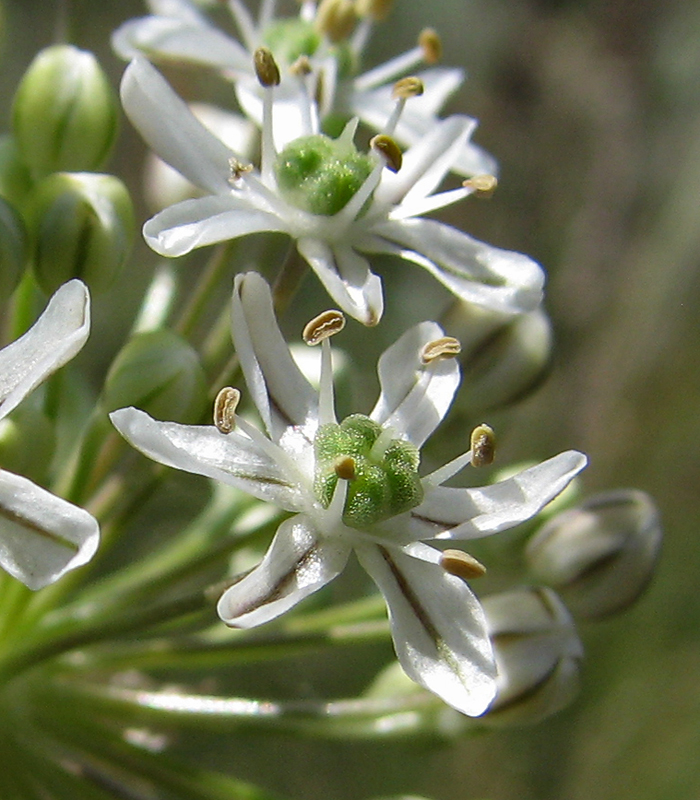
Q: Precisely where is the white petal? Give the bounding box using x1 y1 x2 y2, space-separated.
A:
297 238 384 326
371 218 545 316
355 541 497 716
232 273 318 444
143 195 287 256
0 280 90 421
110 407 303 510
217 516 351 627
0 470 99 590
120 58 235 195
370 321 459 447
410 451 588 541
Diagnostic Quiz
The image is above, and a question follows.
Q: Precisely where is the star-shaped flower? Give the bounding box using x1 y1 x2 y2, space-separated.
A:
0 280 100 590
111 272 586 715
121 56 544 326
112 0 495 175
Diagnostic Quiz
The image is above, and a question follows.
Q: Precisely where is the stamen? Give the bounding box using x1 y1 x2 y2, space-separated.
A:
392 76 424 100
303 309 346 345
290 56 318 136
470 424 495 467
214 387 241 434
419 28 442 64
440 549 487 580
315 0 357 42
253 47 281 87
356 0 394 21
290 55 313 78
370 134 402 173
254 48 279 186
463 174 498 199
334 455 356 480
420 336 461 364
228 157 253 184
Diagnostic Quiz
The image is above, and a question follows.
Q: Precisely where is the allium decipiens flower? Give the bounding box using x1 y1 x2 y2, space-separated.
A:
121 56 544 325
111 272 586 715
113 0 496 176
0 280 99 589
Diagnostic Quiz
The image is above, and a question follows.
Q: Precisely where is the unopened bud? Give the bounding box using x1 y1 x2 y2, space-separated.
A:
303 309 346 345
481 587 583 726
12 45 118 180
29 172 134 295
0 197 27 301
526 489 662 619
315 0 357 43
418 28 442 64
214 387 240 434
370 135 402 173
470 423 495 467
0 135 33 208
254 47 281 87
392 76 424 100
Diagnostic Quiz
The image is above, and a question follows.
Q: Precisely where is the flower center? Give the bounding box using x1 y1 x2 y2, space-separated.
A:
274 134 374 216
314 414 424 527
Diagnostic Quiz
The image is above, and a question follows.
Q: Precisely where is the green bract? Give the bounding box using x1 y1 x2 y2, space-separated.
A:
274 134 374 216
314 414 423 527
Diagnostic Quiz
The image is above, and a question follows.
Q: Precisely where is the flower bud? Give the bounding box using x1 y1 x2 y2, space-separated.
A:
0 404 56 484
12 45 118 180
442 302 552 417
0 195 27 301
481 587 583 725
525 489 662 619
29 172 134 295
103 330 208 424
0 135 33 208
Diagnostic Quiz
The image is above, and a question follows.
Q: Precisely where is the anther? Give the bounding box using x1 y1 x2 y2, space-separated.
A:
418 28 442 64
470 423 496 467
420 336 461 364
356 0 394 21
303 309 346 345
463 174 498 199
315 0 357 43
254 47 281 87
290 55 313 77
392 76 425 100
334 455 357 480
440 549 487 580
370 134 402 172
228 157 253 184
214 387 241 434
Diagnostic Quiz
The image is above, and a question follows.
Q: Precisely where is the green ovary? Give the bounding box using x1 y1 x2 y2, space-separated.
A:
274 135 374 216
314 414 424 528
263 19 321 64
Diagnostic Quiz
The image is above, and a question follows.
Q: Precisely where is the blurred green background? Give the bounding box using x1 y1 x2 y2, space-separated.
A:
2 0 699 798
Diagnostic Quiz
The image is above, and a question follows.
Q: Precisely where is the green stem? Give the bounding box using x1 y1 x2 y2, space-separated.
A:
174 244 232 339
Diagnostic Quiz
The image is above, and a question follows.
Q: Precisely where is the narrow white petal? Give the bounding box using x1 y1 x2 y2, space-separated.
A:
120 58 235 195
371 218 545 315
110 407 303 510
356 541 497 716
0 471 99 590
143 196 287 256
410 451 588 541
0 280 90 421
297 238 384 326
232 273 319 444
370 321 459 447
217 516 351 627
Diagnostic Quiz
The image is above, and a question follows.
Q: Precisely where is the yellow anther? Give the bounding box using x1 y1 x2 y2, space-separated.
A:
356 0 394 21
470 423 496 467
419 28 442 64
254 47 281 87
214 387 241 434
370 134 402 173
463 174 498 199
315 0 357 43
303 309 346 345
228 157 253 183
392 76 425 100
440 549 487 580
334 455 357 480
420 336 461 364
290 55 313 77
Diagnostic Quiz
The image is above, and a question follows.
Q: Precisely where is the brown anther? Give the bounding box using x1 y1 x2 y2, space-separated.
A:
370 134 402 173
214 387 241 434
463 174 498 199
315 0 357 43
303 309 346 345
228 157 253 183
419 28 442 64
392 76 425 100
355 0 394 21
254 47 280 87
440 549 487 580
334 455 357 480
420 336 461 364
290 55 313 77
470 423 495 467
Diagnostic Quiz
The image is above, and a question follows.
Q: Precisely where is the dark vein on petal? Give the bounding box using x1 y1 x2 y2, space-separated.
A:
0 506 80 552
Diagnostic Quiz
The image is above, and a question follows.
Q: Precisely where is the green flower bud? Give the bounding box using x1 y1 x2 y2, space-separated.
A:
525 489 662 619
0 135 33 208
103 330 208 424
12 45 118 180
29 172 134 295
274 134 374 216
481 587 583 726
0 196 27 301
0 404 56 484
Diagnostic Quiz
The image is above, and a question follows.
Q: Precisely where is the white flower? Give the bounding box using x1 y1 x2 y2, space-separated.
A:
112 0 495 175
110 272 586 715
0 280 99 590
121 57 544 326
